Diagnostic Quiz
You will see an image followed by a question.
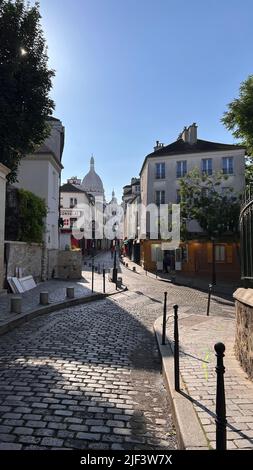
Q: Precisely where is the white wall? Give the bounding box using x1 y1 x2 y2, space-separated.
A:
145 149 245 206
60 191 90 229
139 148 245 235
44 119 64 162
15 154 61 249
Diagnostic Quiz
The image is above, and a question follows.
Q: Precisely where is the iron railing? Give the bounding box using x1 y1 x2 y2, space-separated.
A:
240 184 253 283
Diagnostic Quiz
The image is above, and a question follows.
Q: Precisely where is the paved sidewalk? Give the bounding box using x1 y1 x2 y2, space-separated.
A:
0 262 120 328
156 309 253 450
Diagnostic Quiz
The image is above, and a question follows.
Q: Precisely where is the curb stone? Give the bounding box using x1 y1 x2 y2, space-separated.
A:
0 287 127 337
154 316 210 450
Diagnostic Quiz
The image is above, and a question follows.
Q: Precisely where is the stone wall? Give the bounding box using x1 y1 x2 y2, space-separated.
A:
233 288 253 381
4 242 82 284
57 250 82 279
47 249 59 279
5 241 43 282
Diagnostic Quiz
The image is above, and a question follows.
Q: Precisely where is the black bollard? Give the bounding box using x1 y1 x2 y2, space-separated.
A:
174 304 180 392
207 283 212 316
103 269 106 294
214 342 227 450
162 292 167 345
92 264 94 293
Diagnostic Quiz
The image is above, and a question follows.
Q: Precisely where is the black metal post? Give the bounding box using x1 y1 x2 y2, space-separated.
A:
162 292 167 345
207 283 212 316
174 304 180 392
92 262 94 293
103 269 105 294
214 342 227 450
91 237 95 293
212 239 216 286
112 237 118 284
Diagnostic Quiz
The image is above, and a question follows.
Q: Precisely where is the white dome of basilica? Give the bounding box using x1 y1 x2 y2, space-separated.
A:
82 156 104 197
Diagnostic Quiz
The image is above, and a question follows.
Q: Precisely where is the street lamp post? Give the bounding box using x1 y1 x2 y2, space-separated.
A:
211 237 216 286
91 239 95 292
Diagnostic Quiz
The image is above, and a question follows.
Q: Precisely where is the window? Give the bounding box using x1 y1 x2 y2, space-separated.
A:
70 198 77 208
202 158 212 175
156 162 165 179
215 245 225 262
222 157 233 175
151 244 163 262
156 190 165 205
176 161 187 178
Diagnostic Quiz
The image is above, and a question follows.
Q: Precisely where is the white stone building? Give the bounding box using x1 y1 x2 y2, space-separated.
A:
14 117 65 250
60 157 110 252
59 182 90 250
140 123 245 226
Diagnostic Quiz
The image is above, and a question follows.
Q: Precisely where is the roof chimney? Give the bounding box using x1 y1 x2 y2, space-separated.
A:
188 123 198 144
154 140 164 151
181 127 189 142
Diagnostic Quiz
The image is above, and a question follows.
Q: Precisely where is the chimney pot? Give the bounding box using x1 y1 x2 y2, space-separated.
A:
188 123 198 144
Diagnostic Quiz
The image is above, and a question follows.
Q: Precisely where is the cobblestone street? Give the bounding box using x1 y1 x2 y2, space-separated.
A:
0 253 181 450
0 251 239 450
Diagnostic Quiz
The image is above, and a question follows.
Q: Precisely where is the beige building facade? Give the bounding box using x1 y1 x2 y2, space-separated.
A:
126 123 246 279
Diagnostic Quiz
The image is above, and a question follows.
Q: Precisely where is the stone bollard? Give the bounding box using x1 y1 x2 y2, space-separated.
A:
40 292 49 305
66 287 75 299
10 297 22 314
132 266 136 272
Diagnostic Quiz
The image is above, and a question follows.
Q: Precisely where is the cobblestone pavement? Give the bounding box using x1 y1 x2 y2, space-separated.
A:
165 314 253 450
0 253 177 450
115 254 253 450
1 250 247 451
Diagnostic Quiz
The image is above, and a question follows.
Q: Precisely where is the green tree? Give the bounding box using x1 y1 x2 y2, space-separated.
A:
0 0 55 182
222 75 253 154
222 75 253 186
18 188 47 243
179 168 241 239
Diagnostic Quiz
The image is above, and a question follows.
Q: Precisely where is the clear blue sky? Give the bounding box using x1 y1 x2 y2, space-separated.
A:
39 0 253 201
